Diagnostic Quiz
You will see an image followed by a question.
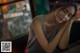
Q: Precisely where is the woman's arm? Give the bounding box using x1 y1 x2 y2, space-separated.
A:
58 18 74 49
32 17 68 53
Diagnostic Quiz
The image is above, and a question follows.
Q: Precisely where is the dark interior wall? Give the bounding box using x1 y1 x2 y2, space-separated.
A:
12 35 28 53
70 21 80 44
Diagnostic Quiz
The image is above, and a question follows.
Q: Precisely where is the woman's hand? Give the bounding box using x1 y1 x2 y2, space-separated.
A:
58 16 75 49
68 16 77 23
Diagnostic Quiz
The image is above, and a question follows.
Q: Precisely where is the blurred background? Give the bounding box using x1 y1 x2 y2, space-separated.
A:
0 0 80 53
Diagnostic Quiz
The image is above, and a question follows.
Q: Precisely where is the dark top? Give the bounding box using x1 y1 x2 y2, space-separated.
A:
27 15 63 53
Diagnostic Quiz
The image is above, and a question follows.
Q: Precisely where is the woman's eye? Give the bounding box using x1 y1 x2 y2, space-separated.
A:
68 14 72 17
63 9 67 13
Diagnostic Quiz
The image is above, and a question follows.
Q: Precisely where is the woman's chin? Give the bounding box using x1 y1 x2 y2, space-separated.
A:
56 18 63 23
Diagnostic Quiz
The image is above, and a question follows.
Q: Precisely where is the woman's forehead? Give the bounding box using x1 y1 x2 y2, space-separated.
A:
65 6 75 14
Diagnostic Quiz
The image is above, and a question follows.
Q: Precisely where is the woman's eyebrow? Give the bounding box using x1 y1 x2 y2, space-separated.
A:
63 8 69 13
65 8 73 14
65 8 69 12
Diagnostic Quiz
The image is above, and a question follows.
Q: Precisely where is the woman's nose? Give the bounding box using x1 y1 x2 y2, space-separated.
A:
63 14 70 21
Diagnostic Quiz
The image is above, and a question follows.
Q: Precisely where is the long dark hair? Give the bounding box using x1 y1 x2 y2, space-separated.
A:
50 1 77 17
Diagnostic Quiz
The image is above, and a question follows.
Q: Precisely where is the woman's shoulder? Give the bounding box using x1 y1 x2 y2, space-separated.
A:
32 15 45 23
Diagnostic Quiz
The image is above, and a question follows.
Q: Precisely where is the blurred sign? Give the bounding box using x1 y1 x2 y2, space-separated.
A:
2 0 32 39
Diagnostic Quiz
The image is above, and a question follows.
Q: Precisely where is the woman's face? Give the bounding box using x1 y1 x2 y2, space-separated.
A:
55 6 75 23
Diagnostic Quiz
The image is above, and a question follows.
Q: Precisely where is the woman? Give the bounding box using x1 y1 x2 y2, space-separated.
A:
26 5 77 53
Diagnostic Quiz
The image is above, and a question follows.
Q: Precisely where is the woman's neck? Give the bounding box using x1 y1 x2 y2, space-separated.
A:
45 11 56 26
